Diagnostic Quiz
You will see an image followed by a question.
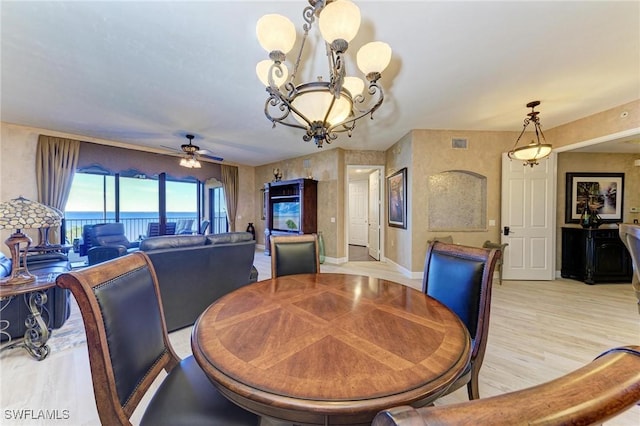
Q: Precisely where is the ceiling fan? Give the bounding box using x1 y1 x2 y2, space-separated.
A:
162 134 224 165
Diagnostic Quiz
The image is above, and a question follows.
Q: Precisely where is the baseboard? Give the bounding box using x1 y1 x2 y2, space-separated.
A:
383 257 423 280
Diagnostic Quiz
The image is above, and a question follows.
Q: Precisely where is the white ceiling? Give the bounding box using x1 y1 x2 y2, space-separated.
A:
2 1 639 167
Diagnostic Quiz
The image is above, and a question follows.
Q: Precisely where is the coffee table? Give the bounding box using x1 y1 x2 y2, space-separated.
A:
192 273 471 425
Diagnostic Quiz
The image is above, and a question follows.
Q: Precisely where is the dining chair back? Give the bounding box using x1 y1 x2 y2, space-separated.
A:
270 234 320 278
618 224 640 313
482 240 508 285
422 241 501 400
373 345 640 426
56 252 259 426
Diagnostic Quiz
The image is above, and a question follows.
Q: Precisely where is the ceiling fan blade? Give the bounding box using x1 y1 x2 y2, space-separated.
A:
199 153 224 162
197 149 223 162
160 144 182 153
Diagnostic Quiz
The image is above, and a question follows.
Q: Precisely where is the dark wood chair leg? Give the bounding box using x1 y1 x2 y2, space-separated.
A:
468 367 480 400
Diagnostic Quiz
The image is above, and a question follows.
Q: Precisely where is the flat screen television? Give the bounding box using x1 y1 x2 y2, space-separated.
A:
272 201 300 232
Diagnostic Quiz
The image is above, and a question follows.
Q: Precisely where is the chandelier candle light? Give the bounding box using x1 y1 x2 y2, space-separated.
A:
508 100 553 167
0 197 62 285
256 0 392 148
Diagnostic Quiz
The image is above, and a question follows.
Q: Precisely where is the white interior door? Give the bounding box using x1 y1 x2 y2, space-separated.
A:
368 170 381 260
349 180 368 246
501 153 556 280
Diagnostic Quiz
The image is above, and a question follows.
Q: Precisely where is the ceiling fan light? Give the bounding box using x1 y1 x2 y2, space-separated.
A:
256 14 296 54
319 0 361 44
357 41 392 75
256 59 289 87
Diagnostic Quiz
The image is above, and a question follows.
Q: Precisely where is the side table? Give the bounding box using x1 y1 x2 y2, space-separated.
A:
0 273 58 360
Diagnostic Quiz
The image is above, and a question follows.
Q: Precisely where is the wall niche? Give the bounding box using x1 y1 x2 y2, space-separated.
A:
428 170 487 231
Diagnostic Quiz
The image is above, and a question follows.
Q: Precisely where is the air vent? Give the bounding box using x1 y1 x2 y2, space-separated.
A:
452 138 468 149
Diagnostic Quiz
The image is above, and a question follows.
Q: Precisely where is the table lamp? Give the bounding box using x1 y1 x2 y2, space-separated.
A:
35 205 64 249
0 196 62 285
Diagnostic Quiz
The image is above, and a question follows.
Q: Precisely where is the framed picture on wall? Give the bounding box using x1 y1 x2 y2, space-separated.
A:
565 172 624 223
387 168 407 229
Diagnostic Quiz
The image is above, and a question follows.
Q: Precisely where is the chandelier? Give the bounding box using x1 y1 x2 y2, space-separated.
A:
508 100 553 167
256 0 392 148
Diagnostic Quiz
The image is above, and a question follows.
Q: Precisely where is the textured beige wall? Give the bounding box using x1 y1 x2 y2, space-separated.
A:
2 100 637 268
385 132 413 270
0 122 258 256
409 129 517 271
256 149 388 259
255 149 343 258
344 150 386 165
556 152 640 268
547 100 639 147
235 163 257 233
0 124 41 251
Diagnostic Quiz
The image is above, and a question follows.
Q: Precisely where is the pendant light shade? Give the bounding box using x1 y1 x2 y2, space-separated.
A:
508 101 552 167
256 14 296 54
319 0 361 44
357 41 393 75
256 60 289 88
343 76 365 97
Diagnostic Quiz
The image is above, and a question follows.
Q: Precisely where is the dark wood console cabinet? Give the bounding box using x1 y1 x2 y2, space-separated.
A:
264 178 317 255
561 226 632 284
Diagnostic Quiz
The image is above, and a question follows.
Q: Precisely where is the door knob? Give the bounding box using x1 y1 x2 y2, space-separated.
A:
503 226 512 236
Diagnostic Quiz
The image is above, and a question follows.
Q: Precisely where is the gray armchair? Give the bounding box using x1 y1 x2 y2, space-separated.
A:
83 223 139 265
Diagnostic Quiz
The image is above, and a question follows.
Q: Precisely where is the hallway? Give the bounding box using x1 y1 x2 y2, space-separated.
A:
348 244 377 262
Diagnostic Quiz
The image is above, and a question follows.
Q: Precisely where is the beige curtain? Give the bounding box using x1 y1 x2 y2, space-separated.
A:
221 165 238 232
36 135 80 244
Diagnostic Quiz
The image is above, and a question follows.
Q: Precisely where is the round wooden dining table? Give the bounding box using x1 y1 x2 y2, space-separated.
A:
191 273 471 425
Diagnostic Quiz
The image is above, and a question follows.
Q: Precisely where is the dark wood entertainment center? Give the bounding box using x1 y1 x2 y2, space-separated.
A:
263 178 317 255
561 226 633 284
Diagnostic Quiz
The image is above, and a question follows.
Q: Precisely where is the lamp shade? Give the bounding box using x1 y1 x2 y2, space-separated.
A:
292 87 352 127
319 0 361 43
256 60 289 88
0 196 62 230
357 41 392 75
256 14 297 54
343 76 365 97
508 141 553 161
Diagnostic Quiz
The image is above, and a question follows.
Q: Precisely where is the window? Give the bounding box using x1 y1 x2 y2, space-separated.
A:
65 171 203 243
120 176 159 239
166 180 198 234
209 187 228 234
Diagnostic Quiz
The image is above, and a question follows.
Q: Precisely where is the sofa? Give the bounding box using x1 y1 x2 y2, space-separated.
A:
0 252 71 341
138 232 258 332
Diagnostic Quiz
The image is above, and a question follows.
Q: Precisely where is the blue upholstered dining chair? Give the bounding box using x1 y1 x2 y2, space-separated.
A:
270 234 320 278
422 241 501 400
56 252 260 426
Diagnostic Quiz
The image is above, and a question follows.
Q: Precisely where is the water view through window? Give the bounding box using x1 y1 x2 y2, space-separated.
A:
65 172 199 242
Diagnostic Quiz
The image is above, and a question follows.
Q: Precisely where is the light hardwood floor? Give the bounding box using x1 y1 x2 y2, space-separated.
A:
1 250 638 425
